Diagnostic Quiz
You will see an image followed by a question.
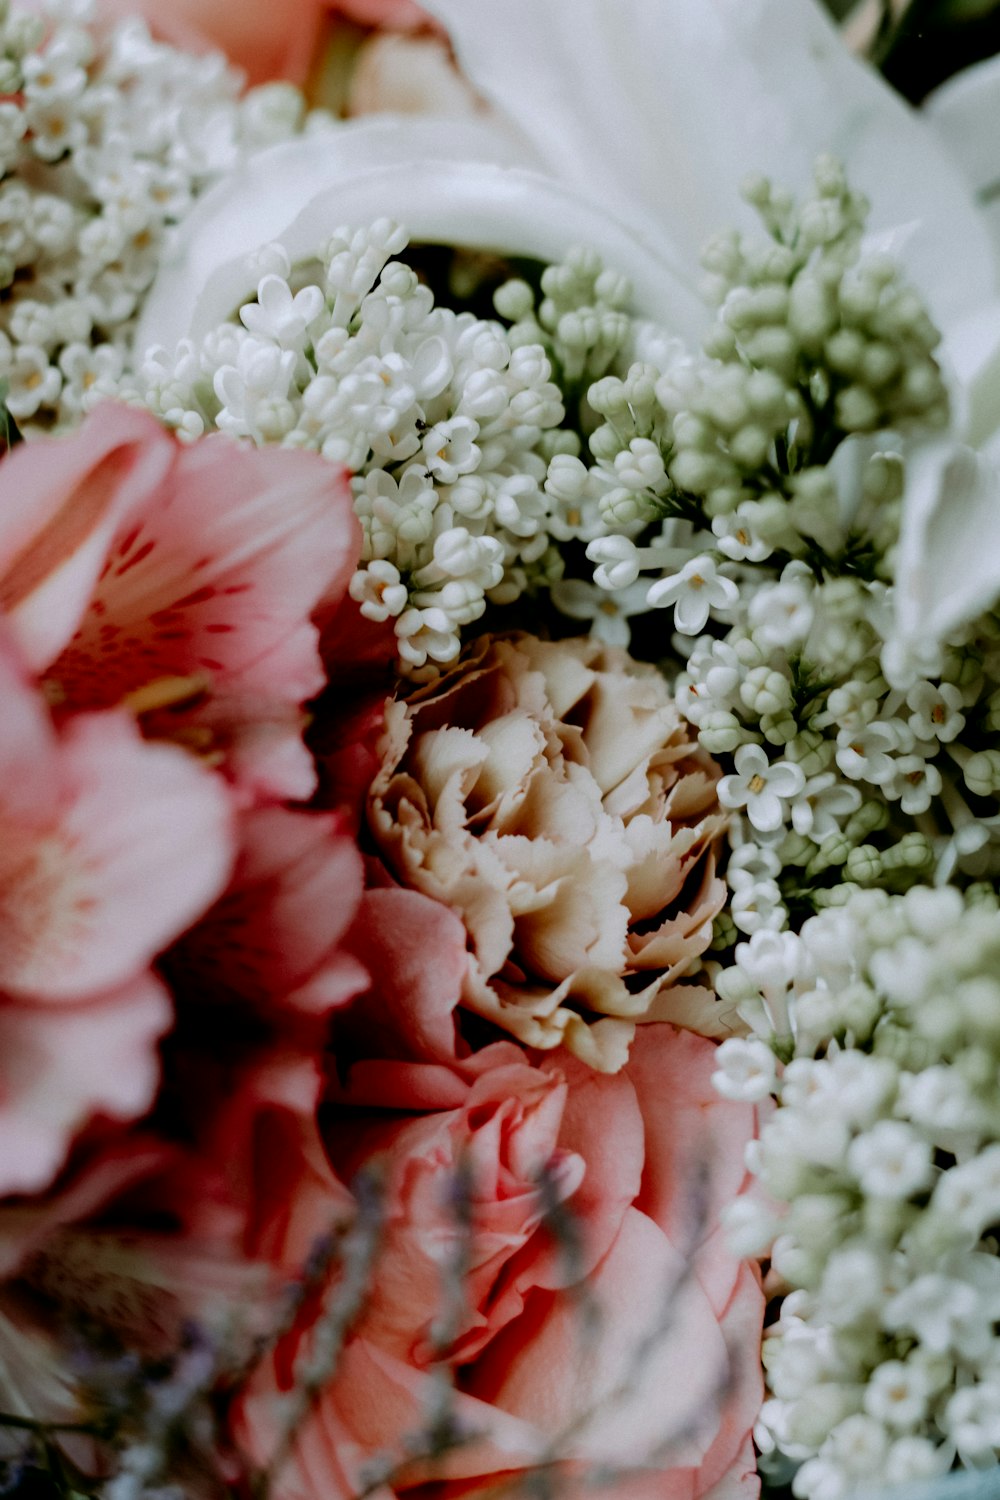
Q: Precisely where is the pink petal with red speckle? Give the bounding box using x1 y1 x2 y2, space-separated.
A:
0 644 236 1004
0 405 174 675
47 429 357 716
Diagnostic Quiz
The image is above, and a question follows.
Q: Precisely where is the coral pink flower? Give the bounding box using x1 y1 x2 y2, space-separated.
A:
88 0 430 86
91 0 327 85
0 627 234 1197
235 1012 764 1500
0 403 359 803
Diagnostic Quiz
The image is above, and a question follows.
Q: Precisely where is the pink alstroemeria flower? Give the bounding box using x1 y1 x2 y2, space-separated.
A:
0 403 359 803
0 628 235 1197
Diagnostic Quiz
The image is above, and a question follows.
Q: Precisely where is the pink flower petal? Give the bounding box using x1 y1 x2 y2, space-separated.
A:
0 972 171 1196
171 806 365 1014
0 705 235 1003
0 405 174 675
47 429 356 719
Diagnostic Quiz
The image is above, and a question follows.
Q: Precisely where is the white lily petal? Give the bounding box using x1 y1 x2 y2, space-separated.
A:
925 54 1000 227
893 440 1000 654
136 119 705 356
420 0 1000 374
925 55 1000 444
137 115 524 350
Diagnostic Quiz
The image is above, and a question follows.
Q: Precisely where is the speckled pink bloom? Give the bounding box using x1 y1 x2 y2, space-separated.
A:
0 626 234 1196
0 403 359 804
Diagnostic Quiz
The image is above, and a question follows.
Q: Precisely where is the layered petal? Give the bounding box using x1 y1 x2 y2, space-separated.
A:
368 634 729 1070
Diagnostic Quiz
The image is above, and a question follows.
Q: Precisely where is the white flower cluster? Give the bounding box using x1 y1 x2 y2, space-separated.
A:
535 160 984 938
132 226 600 674
712 886 1000 1499
0 0 306 430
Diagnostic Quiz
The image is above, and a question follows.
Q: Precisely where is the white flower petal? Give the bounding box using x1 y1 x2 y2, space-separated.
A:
419 0 1000 361
748 789 784 834
892 440 1000 659
766 762 807 799
136 120 705 356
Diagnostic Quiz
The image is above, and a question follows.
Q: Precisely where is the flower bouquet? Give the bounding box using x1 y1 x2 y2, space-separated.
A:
4 1 1000 1498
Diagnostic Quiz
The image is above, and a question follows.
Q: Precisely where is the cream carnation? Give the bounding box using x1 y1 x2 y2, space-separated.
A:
368 633 730 1071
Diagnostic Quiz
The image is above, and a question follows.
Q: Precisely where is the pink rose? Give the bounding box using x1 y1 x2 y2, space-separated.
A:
368 633 730 1071
235 1008 764 1500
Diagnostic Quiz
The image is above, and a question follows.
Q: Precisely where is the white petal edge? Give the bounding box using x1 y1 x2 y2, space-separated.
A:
892 439 1000 658
137 119 706 355
419 0 1000 391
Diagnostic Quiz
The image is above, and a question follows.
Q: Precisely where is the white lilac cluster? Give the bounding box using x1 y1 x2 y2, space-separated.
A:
546 160 972 937
132 230 646 674
712 886 1000 1499
0 0 307 430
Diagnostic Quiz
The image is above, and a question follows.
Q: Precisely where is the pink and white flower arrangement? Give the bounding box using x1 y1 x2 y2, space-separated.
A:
5 2 1000 1500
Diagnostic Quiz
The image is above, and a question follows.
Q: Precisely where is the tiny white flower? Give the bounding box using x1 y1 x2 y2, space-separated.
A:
883 1436 952 1486
719 743 806 833
748 574 815 649
863 1359 934 1432
712 502 773 562
6 343 60 418
727 840 782 892
427 528 504 588
892 754 942 816
712 1037 778 1102
240 274 325 350
931 1146 1000 1239
422 415 481 484
550 576 649 648
821 1414 890 1479
897 1066 982 1136
906 679 965 743
846 1120 932 1200
647 554 739 633
790 773 862 841
349 561 408 623
732 878 786 935
586 533 641 590
395 605 461 670
944 1381 1000 1464
835 720 903 786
